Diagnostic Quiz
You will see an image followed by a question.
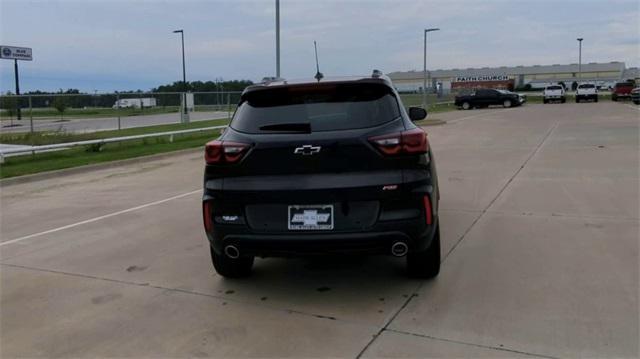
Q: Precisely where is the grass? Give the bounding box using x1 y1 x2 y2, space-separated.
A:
0 118 229 146
0 133 215 179
0 118 229 179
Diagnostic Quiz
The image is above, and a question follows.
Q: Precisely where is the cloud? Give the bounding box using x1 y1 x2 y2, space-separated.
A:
1 0 638 92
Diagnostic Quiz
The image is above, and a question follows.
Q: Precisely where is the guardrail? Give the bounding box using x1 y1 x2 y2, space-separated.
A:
0 125 228 163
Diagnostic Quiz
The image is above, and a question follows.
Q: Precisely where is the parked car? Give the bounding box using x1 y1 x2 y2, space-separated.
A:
543 85 566 103
575 83 598 103
611 82 634 101
112 98 157 109
454 88 525 110
631 87 640 105
202 72 441 278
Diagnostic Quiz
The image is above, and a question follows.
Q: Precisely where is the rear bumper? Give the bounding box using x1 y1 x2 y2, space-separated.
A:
205 218 437 257
576 94 597 99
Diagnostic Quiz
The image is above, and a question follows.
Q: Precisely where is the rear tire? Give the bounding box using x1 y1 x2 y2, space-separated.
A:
461 102 471 110
561 98 566 103
594 97 598 103
503 99 512 108
543 99 548 104
407 225 441 278
211 246 254 278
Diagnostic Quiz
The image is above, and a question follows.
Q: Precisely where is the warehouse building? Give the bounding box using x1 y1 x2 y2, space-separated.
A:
388 62 633 93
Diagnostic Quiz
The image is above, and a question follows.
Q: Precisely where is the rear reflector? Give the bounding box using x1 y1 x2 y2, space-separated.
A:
369 128 429 156
205 140 250 164
203 201 214 232
423 195 432 225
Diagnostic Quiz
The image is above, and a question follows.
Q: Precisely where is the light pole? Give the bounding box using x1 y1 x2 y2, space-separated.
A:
577 38 583 81
275 0 280 78
423 28 440 109
173 29 188 118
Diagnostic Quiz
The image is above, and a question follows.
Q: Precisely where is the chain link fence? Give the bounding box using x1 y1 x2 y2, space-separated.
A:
0 91 242 134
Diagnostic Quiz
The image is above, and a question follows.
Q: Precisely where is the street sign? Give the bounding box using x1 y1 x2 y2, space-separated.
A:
0 45 32 61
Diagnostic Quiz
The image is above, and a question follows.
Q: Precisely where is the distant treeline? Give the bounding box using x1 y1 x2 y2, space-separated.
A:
1 80 254 108
152 80 253 93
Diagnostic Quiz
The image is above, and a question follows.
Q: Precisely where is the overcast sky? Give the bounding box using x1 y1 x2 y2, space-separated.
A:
1 0 638 93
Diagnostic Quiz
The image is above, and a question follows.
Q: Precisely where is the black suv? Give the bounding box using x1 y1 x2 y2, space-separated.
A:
455 88 525 110
202 73 440 278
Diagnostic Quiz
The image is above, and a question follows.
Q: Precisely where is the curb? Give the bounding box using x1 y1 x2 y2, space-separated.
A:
0 147 203 187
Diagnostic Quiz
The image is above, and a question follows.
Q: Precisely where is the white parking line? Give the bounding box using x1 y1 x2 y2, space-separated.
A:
0 189 201 247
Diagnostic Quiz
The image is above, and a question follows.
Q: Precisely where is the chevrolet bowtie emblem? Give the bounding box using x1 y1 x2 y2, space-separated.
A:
294 145 321 155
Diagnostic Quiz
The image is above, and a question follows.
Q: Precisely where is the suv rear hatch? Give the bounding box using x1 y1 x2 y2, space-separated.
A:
205 82 429 233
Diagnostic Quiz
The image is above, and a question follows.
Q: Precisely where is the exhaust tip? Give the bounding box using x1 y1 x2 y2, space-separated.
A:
224 245 240 259
391 241 408 257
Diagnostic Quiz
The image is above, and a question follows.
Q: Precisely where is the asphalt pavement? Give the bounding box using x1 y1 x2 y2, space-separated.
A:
1 102 638 358
0 110 229 133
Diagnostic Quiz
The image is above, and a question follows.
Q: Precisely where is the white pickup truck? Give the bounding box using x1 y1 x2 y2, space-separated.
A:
575 83 598 103
543 85 566 104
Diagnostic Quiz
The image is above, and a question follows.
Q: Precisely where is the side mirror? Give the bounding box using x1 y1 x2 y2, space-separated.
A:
408 107 427 121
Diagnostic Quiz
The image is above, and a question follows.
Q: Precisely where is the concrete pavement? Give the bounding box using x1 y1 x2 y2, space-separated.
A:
1 102 638 357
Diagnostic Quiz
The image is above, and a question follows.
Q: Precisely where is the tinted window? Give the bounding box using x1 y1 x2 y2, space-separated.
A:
578 84 595 89
476 89 496 96
615 83 633 88
231 83 401 133
546 86 562 90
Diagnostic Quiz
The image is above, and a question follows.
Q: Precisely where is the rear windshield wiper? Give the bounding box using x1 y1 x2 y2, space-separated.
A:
259 123 312 133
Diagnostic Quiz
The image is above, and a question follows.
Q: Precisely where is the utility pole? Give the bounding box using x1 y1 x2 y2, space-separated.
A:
577 38 583 81
423 28 440 109
275 0 280 78
14 59 21 120
173 29 188 121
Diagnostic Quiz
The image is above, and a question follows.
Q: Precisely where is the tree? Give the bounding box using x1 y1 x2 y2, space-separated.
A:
558 81 566 89
0 95 17 118
52 96 68 121
571 81 578 91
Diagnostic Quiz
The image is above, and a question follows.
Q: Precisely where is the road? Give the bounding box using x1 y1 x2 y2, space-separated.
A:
0 110 229 133
1 102 638 357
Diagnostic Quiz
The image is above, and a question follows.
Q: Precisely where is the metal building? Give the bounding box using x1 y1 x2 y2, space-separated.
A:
388 62 629 93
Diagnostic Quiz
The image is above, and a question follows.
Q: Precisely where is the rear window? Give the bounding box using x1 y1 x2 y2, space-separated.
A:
615 82 633 88
546 86 562 90
578 84 595 89
231 83 401 133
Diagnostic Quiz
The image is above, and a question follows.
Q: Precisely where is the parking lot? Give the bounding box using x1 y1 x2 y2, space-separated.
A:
1 102 638 357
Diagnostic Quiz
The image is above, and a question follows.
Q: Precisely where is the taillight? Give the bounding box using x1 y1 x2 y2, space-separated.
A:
423 195 432 225
205 140 250 164
369 128 429 156
203 201 214 232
